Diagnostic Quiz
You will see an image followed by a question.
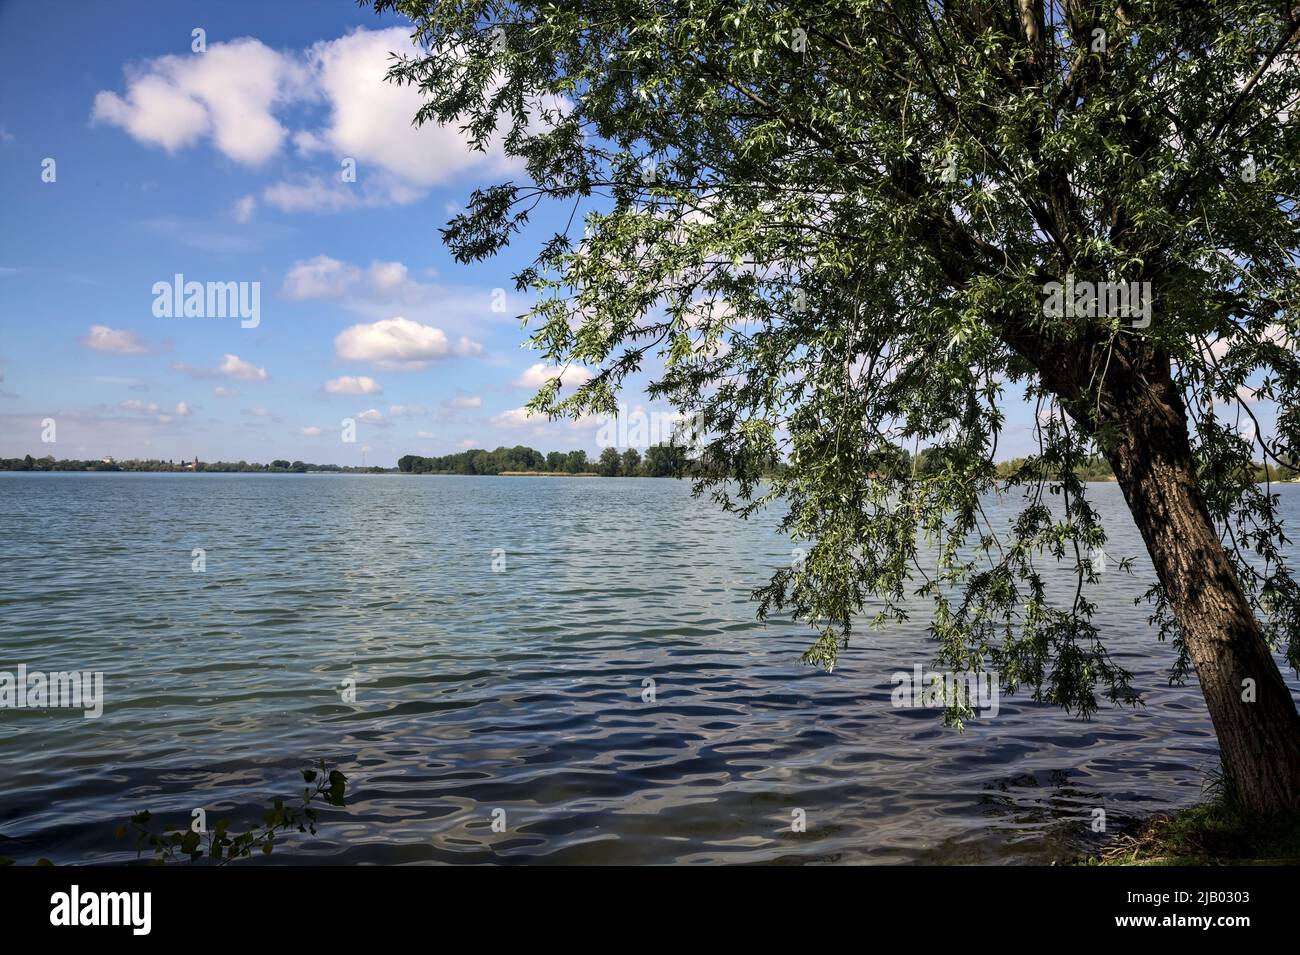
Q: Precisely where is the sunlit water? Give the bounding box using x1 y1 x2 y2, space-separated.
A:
1 473 1298 865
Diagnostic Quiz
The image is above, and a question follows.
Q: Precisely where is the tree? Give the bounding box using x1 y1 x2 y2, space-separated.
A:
376 1 1300 812
564 449 589 473
546 450 566 472
642 443 688 477
621 448 642 477
596 446 622 476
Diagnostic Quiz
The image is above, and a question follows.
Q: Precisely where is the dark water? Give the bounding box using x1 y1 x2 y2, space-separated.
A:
1 473 1298 865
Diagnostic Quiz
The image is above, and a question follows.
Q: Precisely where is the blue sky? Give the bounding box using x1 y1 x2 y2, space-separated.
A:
0 0 631 467
1 2 1266 468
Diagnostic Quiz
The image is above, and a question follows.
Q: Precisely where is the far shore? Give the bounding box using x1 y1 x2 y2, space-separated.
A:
497 470 602 477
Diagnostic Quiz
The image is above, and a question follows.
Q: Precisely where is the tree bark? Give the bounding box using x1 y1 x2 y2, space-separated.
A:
1096 351 1300 813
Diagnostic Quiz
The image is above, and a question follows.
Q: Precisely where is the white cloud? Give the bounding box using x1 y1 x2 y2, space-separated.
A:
281 255 446 307
304 28 517 189
278 255 518 346
282 255 360 300
119 399 191 421
334 316 481 369
292 130 324 153
356 408 384 422
324 375 382 395
442 393 481 409
416 430 434 438
82 325 148 354
93 28 522 213
301 425 323 436
387 404 428 417
120 399 160 413
176 355 268 381
263 176 368 214
92 38 302 165
368 260 409 295
515 363 594 389
232 195 256 223
219 354 268 381
92 75 208 154
454 336 484 358
493 407 540 428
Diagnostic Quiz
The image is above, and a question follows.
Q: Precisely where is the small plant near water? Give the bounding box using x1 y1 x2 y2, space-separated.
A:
118 762 347 865
1082 769 1300 866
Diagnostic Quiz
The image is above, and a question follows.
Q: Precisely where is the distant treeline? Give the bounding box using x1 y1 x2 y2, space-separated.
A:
990 454 1297 484
7 449 1295 484
0 455 389 474
905 449 1122 481
398 445 690 476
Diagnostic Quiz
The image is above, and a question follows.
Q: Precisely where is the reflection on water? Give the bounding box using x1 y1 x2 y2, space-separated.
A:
1 473 1297 864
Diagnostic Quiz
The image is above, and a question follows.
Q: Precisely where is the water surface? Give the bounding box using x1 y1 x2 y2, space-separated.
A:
2 473 1297 864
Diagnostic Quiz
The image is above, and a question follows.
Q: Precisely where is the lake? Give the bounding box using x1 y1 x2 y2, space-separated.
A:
2 473 1298 864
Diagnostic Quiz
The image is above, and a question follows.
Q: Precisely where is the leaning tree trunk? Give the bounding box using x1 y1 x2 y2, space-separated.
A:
1097 354 1300 814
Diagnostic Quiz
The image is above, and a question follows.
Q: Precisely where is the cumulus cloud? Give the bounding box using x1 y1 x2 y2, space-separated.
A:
441 393 482 409
514 363 594 389
172 353 268 381
278 255 520 348
492 407 540 428
82 325 149 354
281 255 445 306
282 255 427 302
93 28 522 210
454 336 484 358
368 260 410 295
302 28 517 192
324 375 382 395
92 38 302 165
353 408 391 428
219 354 268 380
282 255 360 300
334 316 481 369
301 425 323 436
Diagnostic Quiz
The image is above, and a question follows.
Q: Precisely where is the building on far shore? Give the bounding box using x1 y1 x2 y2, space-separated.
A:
185 456 199 471
101 455 114 465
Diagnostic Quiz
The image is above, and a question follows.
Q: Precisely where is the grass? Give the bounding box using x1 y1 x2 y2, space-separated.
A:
1081 800 1300 866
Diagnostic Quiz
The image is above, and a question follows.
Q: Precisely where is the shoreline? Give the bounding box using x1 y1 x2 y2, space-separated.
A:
1079 800 1300 866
